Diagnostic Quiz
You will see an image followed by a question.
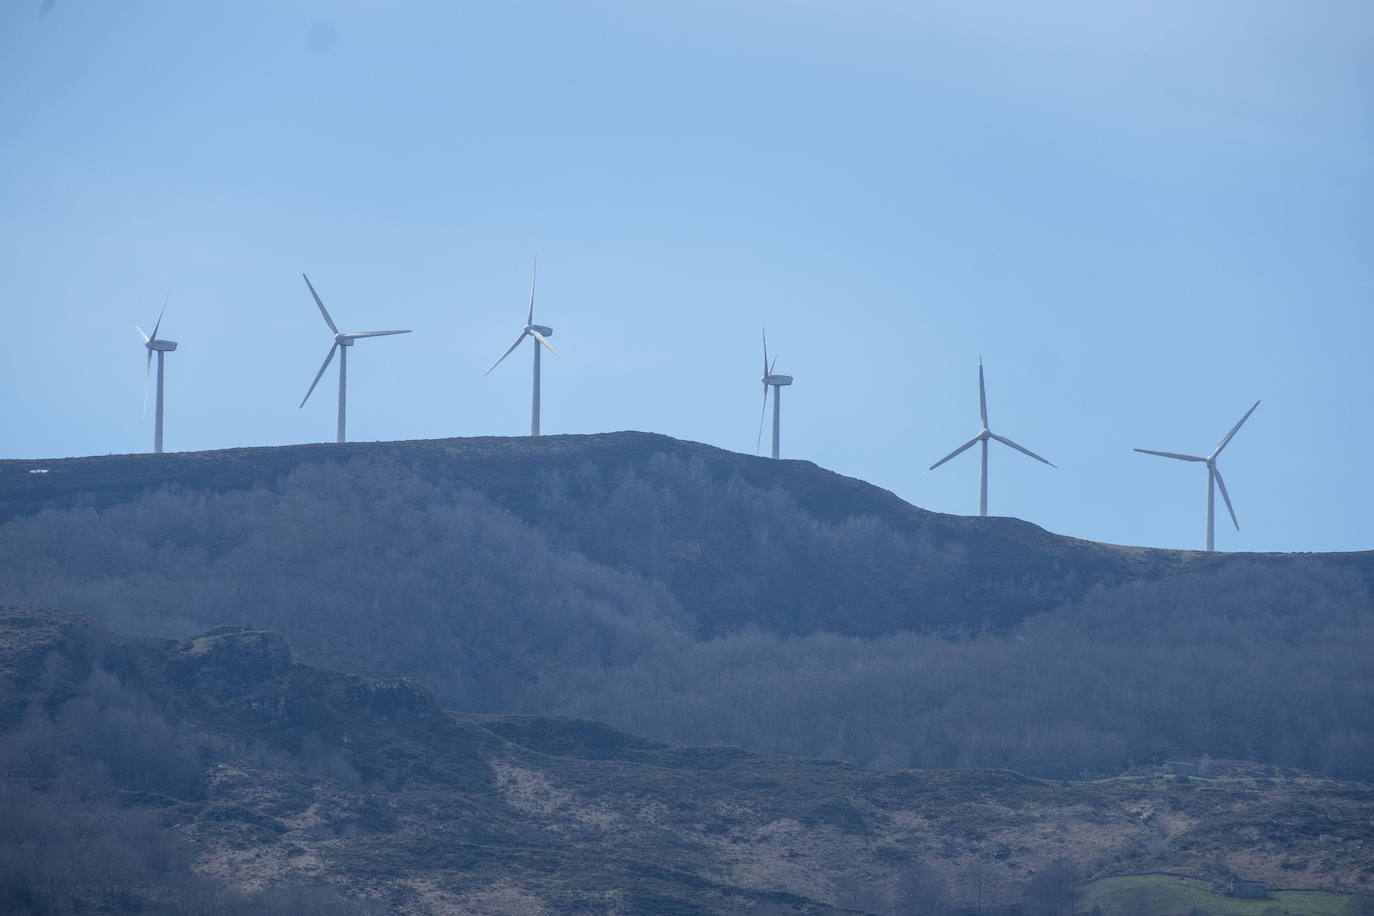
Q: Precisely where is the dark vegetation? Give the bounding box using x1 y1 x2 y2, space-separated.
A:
1 433 1371 781
0 612 374 915
2 607 1370 914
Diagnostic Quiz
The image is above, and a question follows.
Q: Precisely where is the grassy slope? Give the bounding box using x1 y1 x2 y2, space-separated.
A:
1080 875 1350 916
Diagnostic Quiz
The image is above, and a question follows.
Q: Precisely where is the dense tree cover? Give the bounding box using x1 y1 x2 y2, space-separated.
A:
0 456 1370 780
529 452 975 634
537 560 1374 777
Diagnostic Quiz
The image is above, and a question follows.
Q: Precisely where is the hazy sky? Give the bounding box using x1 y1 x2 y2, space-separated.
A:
2 0 1371 553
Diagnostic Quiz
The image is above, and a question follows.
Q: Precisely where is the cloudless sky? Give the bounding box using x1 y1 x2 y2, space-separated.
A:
1 0 1371 553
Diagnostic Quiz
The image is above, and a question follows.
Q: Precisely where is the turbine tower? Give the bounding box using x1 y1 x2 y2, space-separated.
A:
1134 399 1260 552
929 359 1055 516
136 293 177 454
485 258 563 436
299 273 411 443
756 330 793 460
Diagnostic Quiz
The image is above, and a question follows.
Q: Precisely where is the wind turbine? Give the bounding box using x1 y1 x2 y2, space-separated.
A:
1134 400 1260 552
299 273 411 443
136 293 177 454
756 330 793 460
929 359 1055 516
485 258 563 436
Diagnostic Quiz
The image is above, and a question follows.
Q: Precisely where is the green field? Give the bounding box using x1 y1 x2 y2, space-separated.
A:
1079 875 1350 916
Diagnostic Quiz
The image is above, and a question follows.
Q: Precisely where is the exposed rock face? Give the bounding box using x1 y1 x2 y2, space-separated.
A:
156 626 439 730
348 676 437 719
159 626 296 736
166 626 292 709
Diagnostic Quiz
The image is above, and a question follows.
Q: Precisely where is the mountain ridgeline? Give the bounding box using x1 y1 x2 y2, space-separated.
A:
1 432 1371 778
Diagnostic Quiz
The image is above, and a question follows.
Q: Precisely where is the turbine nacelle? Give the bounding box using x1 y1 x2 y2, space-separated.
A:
759 330 791 387
486 258 563 437
299 273 411 441
928 362 1055 516
136 293 176 454
487 263 564 377
1133 399 1260 550
756 329 794 458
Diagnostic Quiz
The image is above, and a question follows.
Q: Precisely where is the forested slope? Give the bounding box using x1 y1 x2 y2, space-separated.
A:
3 608 1370 914
0 431 1283 635
1 433 1370 777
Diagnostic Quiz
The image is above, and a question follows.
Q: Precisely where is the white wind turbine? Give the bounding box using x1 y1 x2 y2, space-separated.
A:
136 293 177 454
485 258 563 437
1135 399 1260 552
756 330 793 460
299 273 411 443
929 360 1055 516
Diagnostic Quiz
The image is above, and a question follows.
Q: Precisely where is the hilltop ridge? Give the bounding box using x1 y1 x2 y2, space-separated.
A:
6 430 1365 556
5 431 1367 616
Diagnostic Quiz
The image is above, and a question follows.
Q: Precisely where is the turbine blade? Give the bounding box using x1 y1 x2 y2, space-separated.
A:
1213 399 1261 457
302 273 339 334
1133 448 1206 462
761 329 769 379
529 328 564 359
756 384 770 454
1214 465 1240 530
151 290 169 340
527 256 538 327
342 330 412 339
769 354 779 375
300 343 338 408
990 432 1056 467
979 360 988 427
929 434 981 471
136 325 149 344
484 331 528 376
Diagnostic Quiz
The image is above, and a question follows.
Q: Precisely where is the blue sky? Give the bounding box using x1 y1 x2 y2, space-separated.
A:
1 0 1370 552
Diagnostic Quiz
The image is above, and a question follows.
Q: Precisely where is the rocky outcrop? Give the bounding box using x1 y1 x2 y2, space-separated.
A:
165 625 292 716
347 675 437 719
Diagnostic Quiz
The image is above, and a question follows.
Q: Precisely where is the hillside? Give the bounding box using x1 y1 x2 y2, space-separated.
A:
3 608 1370 915
0 433 1371 778
4 431 1350 634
